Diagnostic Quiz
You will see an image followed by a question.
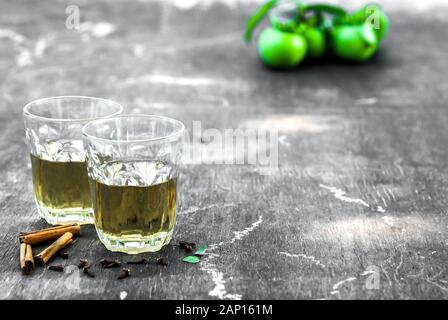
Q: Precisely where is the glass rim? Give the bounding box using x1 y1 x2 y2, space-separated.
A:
82 114 186 143
23 96 123 123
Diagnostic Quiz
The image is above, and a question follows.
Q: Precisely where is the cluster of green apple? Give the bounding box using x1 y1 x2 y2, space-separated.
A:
244 1 389 68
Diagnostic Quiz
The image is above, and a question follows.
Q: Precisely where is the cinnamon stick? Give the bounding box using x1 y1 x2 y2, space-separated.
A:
20 243 35 275
34 232 74 266
19 224 80 246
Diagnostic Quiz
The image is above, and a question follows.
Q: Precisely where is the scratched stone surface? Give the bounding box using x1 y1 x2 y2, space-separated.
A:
1 0 448 300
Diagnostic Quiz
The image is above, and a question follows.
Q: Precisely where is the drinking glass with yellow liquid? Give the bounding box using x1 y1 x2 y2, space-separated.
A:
82 115 184 253
23 96 123 225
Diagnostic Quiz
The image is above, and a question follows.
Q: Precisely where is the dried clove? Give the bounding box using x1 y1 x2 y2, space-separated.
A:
100 259 121 269
83 266 95 278
179 241 196 252
48 264 64 272
118 268 131 280
78 259 89 269
157 258 168 266
126 258 148 265
58 252 69 259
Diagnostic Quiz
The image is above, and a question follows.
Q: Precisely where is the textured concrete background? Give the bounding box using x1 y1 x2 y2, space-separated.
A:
1 0 448 299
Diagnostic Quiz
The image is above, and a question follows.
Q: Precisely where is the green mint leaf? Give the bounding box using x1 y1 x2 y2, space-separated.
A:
182 256 200 264
195 245 206 256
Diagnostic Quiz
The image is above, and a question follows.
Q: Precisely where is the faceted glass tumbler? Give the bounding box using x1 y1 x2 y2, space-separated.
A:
23 96 123 225
82 115 185 254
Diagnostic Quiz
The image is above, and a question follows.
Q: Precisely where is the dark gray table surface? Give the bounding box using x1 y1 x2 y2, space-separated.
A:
1 0 448 299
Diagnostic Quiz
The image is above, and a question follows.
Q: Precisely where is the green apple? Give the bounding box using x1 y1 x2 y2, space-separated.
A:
332 23 378 62
258 27 308 68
